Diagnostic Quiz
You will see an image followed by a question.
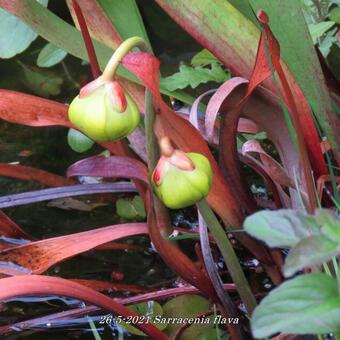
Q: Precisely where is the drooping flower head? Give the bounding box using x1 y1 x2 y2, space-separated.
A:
152 137 213 209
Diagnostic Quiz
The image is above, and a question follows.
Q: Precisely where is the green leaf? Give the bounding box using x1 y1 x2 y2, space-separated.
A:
37 43 67 67
67 129 94 153
330 6 340 23
18 61 63 97
180 315 228 340
0 0 48 58
162 295 211 337
191 49 219 66
308 21 336 44
120 301 166 336
316 209 340 242
243 209 319 248
161 64 229 92
284 235 340 277
97 0 151 47
251 273 340 338
116 195 146 220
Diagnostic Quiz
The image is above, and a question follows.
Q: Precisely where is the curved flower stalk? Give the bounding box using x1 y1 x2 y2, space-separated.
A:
151 137 213 209
68 38 146 141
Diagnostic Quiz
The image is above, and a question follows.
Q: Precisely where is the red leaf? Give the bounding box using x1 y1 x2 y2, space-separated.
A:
257 11 321 211
0 275 168 339
0 210 31 239
69 279 149 293
0 163 75 187
0 90 71 127
0 223 148 275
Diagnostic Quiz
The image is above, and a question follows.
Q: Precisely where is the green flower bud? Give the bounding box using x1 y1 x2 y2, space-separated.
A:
68 77 140 141
151 137 213 209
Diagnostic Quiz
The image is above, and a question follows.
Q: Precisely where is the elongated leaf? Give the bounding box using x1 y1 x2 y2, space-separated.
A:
251 273 340 337
0 0 48 58
242 140 295 188
97 0 151 45
69 279 148 293
37 43 67 67
0 90 70 127
244 209 319 248
0 211 31 239
0 223 148 275
0 183 136 208
0 163 75 187
0 275 167 339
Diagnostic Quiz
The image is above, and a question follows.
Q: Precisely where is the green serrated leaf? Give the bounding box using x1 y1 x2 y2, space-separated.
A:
284 235 340 277
0 0 48 59
116 195 146 220
37 43 67 67
243 209 319 248
18 61 63 97
191 49 219 66
251 273 340 338
316 209 340 242
160 64 229 92
308 21 336 44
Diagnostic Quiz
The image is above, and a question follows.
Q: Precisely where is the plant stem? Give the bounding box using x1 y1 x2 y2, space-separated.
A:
102 37 149 81
197 199 257 314
72 0 101 78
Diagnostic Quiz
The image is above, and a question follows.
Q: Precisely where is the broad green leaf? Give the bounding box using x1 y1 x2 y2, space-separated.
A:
251 273 340 338
308 21 336 44
330 6 340 23
116 195 146 220
248 0 340 164
162 295 211 336
243 209 319 248
191 49 219 66
284 235 340 277
316 209 340 242
0 0 48 58
18 61 63 97
120 301 166 336
161 64 229 91
37 43 67 67
67 129 94 153
97 0 151 47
